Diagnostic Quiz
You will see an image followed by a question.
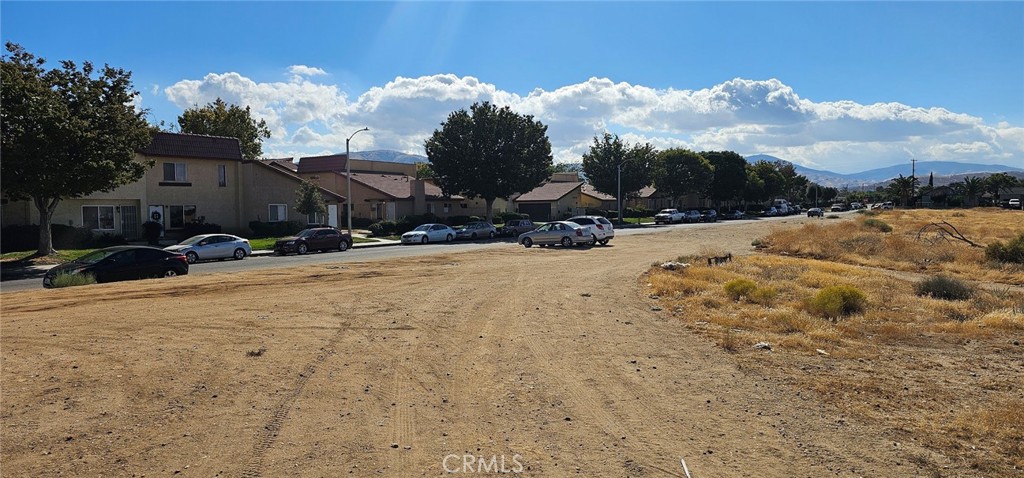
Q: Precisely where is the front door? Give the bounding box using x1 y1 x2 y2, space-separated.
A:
328 204 338 228
147 205 165 237
386 202 396 221
120 205 140 240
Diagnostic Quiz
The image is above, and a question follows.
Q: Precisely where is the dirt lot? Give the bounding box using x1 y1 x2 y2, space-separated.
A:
0 216 988 477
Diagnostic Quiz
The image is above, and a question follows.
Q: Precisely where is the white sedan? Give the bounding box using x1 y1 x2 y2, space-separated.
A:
164 234 251 263
401 223 456 245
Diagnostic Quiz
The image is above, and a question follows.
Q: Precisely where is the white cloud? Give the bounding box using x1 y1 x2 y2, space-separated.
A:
161 73 1023 172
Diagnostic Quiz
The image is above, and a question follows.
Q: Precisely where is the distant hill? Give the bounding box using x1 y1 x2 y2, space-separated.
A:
349 150 426 164
744 154 1022 187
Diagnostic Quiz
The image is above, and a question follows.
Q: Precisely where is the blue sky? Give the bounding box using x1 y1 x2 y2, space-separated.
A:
3 1 1022 173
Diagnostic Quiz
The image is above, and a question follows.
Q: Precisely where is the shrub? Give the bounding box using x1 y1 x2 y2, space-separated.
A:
915 275 974 301
808 285 866 318
749 286 778 307
862 218 893 233
184 221 222 236
92 233 127 247
1 224 95 252
248 220 304 238
368 221 397 237
49 272 97 288
985 232 1024 264
498 211 529 223
724 278 758 301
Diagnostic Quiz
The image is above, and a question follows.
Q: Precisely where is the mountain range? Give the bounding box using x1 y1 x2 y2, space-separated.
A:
351 150 1020 187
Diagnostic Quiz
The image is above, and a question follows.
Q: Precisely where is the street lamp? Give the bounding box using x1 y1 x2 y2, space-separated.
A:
346 127 369 237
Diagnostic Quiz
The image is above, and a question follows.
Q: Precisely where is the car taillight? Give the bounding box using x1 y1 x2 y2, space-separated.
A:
576 229 583 237
596 224 604 230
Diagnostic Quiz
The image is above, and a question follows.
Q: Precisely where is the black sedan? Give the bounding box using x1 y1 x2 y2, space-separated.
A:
42 246 189 288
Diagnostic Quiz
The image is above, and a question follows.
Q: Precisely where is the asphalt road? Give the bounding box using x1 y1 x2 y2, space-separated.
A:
0 216 808 293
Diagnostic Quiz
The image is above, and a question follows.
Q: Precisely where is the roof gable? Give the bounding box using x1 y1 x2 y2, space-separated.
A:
141 132 243 161
516 181 583 202
252 161 345 201
349 172 462 200
297 154 347 174
581 184 616 201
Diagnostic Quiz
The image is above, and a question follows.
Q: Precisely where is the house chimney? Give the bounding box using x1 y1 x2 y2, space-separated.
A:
411 179 427 214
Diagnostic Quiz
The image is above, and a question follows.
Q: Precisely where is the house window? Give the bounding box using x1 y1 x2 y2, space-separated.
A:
307 212 325 225
167 205 196 229
460 203 468 209
82 206 115 230
428 203 435 214
163 162 187 182
218 165 227 187
443 203 451 213
269 204 287 222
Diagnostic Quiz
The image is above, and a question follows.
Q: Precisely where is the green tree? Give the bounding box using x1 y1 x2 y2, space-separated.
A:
550 161 582 174
984 172 1019 202
1 43 152 256
177 97 270 161
653 148 713 204
701 150 747 204
424 102 553 222
415 162 436 180
960 176 985 208
294 180 327 223
582 133 656 200
743 165 767 203
886 174 918 207
748 160 786 202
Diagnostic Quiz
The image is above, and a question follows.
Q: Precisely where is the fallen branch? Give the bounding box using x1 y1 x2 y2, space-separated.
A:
915 221 983 248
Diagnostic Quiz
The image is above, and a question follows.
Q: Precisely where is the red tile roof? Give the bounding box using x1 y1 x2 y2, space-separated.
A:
516 181 583 202
141 132 243 161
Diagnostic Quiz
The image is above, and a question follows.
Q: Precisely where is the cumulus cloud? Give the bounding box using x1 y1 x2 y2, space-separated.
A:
161 72 1023 172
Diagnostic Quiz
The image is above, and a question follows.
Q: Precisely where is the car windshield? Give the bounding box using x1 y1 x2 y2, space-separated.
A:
75 249 122 264
179 235 209 245
414 225 431 232
659 210 674 214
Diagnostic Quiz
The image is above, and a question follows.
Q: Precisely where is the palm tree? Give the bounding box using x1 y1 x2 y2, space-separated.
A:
886 175 918 207
961 176 985 208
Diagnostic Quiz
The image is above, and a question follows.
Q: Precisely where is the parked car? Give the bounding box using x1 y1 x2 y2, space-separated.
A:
790 204 802 215
699 209 718 222
880 201 894 210
763 207 779 217
42 246 188 288
654 208 685 224
806 207 824 217
682 210 702 223
722 210 745 220
850 202 864 210
501 219 536 237
274 227 352 255
455 221 498 240
518 221 591 248
567 215 615 245
401 223 456 244
1009 198 1022 209
830 203 847 212
164 234 251 264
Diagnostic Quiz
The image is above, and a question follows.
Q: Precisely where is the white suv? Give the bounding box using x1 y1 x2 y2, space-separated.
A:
567 215 615 246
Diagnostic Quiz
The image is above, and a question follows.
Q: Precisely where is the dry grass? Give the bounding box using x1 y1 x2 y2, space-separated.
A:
759 209 1024 285
645 250 1024 474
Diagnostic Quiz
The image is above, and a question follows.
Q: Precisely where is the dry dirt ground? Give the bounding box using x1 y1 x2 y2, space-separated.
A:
0 216 977 477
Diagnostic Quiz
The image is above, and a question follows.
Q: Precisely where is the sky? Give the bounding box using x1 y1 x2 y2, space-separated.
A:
2 1 1022 174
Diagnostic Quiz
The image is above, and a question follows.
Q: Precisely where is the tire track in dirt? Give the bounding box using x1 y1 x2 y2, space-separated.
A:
239 343 337 478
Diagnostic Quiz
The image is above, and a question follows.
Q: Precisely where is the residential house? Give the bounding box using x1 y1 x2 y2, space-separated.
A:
513 181 588 221
580 184 617 211
2 132 344 240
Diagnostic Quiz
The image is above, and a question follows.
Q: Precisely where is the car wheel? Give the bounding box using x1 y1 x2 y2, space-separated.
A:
162 269 178 278
297 243 308 254
421 236 428 244
561 236 572 247
471 233 477 240
522 237 533 248
591 234 598 245
446 234 453 242
599 239 610 246
185 251 198 264
233 248 246 260
488 231 495 239
339 240 349 252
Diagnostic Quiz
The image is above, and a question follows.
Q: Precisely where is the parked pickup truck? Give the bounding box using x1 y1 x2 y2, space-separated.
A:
654 208 685 224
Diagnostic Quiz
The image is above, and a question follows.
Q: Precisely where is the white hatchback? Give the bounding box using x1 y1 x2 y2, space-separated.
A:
567 215 615 246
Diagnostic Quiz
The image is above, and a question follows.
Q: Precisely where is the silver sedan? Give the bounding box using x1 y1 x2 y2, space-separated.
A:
517 221 592 248
401 223 456 244
164 234 252 263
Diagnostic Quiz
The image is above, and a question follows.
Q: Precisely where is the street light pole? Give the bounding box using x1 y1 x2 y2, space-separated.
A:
617 162 624 226
345 127 369 237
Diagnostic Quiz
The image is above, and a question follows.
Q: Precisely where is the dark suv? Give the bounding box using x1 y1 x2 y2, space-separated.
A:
502 219 536 237
274 227 353 255
698 209 718 222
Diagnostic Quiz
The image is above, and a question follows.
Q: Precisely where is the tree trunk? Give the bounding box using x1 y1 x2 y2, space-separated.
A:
34 196 60 256
485 197 495 224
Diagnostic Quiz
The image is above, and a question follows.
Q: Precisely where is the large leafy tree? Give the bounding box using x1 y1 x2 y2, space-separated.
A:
746 160 786 202
960 176 985 207
984 172 1019 201
1 43 152 255
701 150 747 204
294 180 327 222
177 98 270 160
653 148 713 204
582 133 656 199
425 102 552 222
886 174 918 207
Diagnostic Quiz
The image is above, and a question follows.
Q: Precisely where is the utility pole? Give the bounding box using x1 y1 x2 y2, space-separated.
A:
911 157 917 205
